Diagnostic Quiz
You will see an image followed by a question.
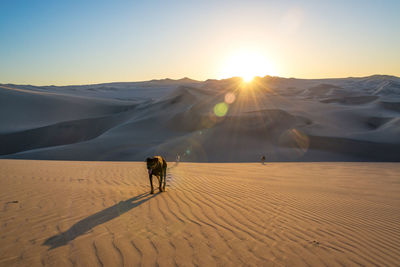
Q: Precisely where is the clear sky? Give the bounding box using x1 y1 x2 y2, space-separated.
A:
1 0 399 85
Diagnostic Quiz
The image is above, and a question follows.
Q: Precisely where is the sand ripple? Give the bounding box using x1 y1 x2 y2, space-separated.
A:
0 160 399 266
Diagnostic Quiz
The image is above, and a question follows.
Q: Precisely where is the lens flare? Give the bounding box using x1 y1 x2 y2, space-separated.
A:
213 102 228 117
224 92 236 104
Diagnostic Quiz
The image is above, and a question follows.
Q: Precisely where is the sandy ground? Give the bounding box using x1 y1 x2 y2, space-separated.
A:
0 160 399 266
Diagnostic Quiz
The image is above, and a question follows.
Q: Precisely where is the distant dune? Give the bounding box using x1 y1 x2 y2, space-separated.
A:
1 75 400 161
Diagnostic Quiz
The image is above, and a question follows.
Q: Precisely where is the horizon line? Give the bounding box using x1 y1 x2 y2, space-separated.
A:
1 73 399 87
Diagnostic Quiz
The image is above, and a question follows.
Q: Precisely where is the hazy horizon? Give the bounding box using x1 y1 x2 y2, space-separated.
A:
2 74 400 87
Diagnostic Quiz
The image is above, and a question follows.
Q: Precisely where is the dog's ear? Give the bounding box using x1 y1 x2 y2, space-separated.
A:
145 157 150 162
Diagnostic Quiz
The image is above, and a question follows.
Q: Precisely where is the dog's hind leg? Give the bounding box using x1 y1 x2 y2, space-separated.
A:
149 174 154 194
158 172 164 192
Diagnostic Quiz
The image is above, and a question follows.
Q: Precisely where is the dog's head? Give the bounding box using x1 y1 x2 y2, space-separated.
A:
146 157 159 174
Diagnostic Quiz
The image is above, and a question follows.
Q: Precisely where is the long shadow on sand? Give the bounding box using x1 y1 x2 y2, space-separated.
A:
43 192 157 250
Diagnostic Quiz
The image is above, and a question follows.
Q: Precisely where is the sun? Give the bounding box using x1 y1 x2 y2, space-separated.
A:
219 50 278 82
242 73 256 83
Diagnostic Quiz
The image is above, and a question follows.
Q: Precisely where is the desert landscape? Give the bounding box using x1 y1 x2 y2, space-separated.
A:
2 1 400 266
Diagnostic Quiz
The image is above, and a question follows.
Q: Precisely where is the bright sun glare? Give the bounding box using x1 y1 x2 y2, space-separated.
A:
219 50 278 82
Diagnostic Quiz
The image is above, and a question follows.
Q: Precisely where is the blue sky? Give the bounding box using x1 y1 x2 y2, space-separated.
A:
1 0 399 85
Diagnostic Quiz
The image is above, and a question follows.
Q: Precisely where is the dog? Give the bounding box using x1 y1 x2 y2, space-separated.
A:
146 156 167 194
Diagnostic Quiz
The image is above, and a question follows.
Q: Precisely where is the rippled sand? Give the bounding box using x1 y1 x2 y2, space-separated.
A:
1 160 399 266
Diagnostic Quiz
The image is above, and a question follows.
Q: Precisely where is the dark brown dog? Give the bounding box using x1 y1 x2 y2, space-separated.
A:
146 156 167 194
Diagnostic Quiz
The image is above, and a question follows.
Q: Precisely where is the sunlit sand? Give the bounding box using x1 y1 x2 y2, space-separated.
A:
1 160 399 266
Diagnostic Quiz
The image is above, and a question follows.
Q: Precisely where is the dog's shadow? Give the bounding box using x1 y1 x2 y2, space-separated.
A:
43 192 157 250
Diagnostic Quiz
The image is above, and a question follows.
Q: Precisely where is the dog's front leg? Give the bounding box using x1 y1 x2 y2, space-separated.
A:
163 167 167 191
149 174 154 194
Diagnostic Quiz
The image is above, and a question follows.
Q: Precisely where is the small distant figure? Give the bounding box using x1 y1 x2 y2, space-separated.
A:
176 153 180 164
261 155 266 165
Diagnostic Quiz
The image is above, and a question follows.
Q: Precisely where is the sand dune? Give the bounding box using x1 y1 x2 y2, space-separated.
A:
0 111 134 155
1 75 400 161
0 85 134 134
0 160 399 266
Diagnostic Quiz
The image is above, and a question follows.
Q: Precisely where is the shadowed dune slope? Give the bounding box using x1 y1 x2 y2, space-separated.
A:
1 75 400 161
0 85 135 134
0 110 135 155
